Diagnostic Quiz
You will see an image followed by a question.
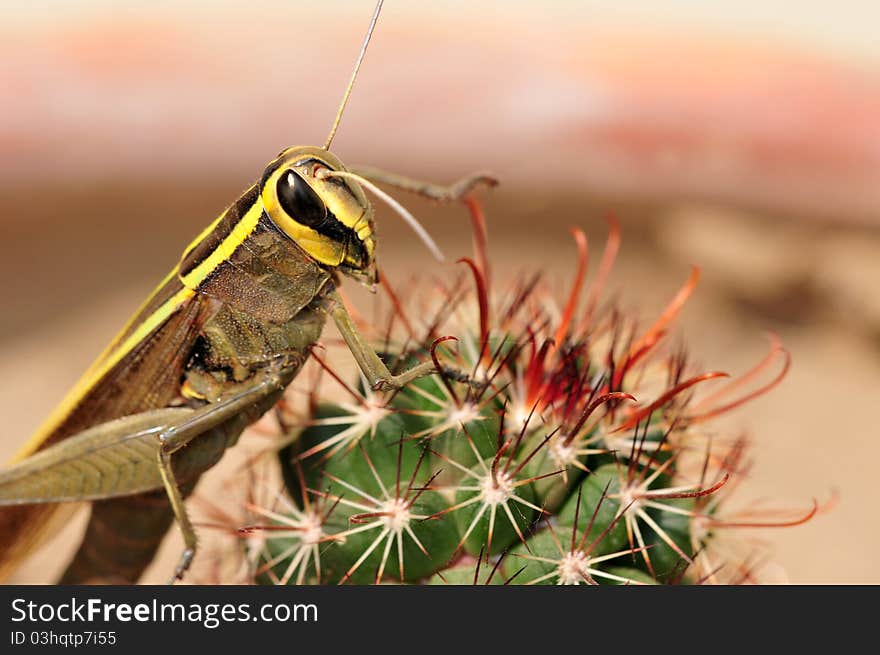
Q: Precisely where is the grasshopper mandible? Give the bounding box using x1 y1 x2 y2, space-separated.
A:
0 0 495 584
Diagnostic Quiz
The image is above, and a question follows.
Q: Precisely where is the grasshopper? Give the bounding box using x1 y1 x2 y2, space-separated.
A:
0 0 494 584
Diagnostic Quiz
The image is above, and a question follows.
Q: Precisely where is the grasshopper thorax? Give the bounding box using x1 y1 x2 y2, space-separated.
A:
260 145 376 284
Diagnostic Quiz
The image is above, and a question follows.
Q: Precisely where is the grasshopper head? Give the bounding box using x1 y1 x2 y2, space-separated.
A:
260 145 376 284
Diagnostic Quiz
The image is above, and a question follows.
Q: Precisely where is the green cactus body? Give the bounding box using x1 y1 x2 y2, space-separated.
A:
245 205 814 586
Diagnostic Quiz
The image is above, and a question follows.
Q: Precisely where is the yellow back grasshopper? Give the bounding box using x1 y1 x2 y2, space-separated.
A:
0 0 494 584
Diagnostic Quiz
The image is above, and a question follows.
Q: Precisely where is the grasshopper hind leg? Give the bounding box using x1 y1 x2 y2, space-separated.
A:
156 446 197 584
152 370 289 583
57 369 291 584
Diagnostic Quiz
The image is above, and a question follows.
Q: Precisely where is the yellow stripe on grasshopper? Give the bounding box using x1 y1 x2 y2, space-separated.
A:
10 286 196 463
178 200 263 290
10 199 266 463
84 267 179 376
179 212 226 264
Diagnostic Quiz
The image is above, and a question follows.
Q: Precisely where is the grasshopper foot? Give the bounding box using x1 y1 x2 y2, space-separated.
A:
168 547 195 585
371 360 437 391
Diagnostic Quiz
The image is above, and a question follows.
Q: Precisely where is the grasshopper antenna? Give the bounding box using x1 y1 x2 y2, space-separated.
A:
323 0 384 150
318 0 445 263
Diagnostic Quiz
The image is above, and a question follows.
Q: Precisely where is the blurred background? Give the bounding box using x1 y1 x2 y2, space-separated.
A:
1 0 878 583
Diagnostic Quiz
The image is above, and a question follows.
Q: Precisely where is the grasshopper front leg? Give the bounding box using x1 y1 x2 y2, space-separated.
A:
349 166 498 203
330 290 434 391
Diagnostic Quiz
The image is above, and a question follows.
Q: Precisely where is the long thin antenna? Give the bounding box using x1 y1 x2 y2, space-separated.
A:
323 0 384 150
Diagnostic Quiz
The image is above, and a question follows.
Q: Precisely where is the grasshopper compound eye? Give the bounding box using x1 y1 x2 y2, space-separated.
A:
277 170 328 229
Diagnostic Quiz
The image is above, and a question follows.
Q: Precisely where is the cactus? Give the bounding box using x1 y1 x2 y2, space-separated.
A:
244 201 817 585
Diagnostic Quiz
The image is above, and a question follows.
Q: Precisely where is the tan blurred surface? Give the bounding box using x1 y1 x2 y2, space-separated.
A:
1 1 878 584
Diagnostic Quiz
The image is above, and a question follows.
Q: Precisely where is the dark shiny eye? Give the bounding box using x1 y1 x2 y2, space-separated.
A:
277 169 327 228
